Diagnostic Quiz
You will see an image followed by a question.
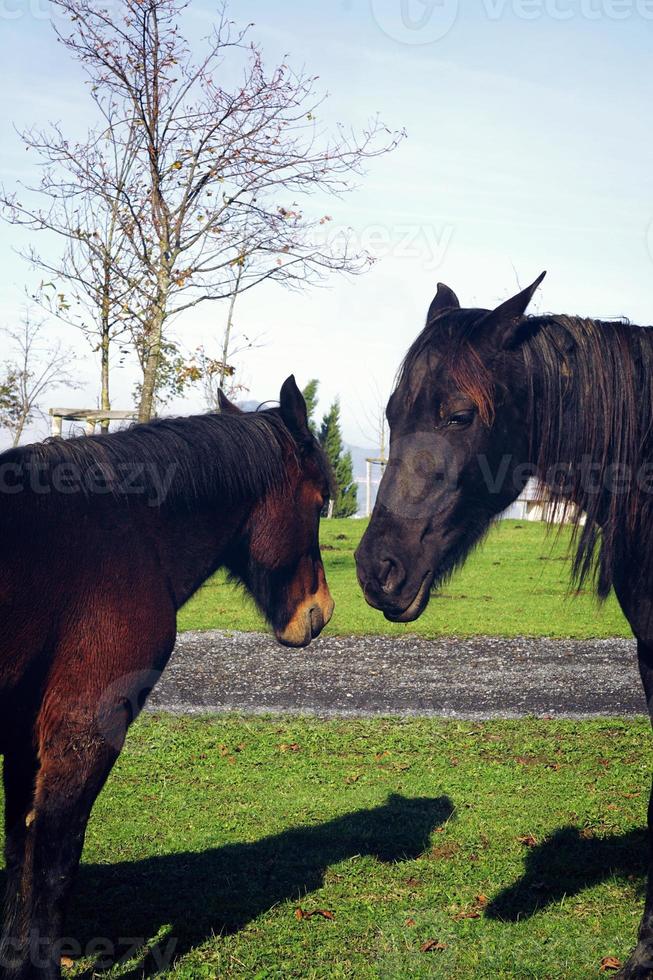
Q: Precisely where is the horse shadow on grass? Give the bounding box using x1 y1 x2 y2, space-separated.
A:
31 792 452 977
486 824 648 922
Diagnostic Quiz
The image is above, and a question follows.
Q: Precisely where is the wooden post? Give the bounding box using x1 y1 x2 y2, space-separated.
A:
49 409 139 439
366 459 372 518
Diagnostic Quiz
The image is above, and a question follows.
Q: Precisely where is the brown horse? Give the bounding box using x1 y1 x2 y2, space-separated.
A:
0 376 334 979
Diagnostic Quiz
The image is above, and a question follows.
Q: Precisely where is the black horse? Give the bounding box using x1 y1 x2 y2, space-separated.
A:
355 273 653 978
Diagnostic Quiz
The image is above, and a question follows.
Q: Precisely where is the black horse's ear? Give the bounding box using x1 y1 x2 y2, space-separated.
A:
478 271 546 349
217 389 242 414
279 375 311 442
426 283 460 321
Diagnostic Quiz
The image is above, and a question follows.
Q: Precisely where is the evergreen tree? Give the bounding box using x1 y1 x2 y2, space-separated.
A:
302 379 320 436
0 368 21 436
319 399 358 518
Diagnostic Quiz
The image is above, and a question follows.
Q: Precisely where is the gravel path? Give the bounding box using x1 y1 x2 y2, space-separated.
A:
145 631 648 720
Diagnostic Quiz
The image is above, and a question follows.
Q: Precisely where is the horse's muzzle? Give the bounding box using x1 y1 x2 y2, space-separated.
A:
275 592 335 648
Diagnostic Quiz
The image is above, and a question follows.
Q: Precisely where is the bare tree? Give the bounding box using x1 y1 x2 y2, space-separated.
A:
358 378 389 461
0 313 79 446
3 102 145 430
195 329 262 412
3 0 404 421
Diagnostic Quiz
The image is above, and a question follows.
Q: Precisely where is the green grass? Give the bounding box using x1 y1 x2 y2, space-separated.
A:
179 519 631 639
6 713 648 978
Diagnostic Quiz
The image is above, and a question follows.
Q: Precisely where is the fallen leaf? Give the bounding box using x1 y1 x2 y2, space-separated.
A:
517 834 538 847
295 907 334 921
420 939 447 952
405 917 416 927
279 743 300 753
599 956 622 972
452 894 487 920
453 908 481 921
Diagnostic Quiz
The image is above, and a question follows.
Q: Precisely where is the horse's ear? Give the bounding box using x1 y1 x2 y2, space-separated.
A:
280 375 311 442
478 271 546 348
427 283 460 321
217 389 242 414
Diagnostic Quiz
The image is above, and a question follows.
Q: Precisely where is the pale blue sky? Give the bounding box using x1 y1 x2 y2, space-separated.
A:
1 0 652 447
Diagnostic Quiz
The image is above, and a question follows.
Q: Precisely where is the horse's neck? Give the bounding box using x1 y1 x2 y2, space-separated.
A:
151 497 251 610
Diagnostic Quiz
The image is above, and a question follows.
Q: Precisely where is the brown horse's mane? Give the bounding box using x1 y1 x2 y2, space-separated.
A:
0 409 297 510
399 309 653 597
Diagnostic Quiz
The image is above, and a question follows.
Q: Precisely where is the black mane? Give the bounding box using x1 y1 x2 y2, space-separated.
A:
522 313 653 596
0 409 300 510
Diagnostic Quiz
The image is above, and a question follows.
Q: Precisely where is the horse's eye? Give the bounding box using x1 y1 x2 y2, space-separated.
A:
446 410 475 428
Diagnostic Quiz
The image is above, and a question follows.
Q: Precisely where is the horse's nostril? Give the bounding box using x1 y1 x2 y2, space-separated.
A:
309 605 324 637
379 557 406 594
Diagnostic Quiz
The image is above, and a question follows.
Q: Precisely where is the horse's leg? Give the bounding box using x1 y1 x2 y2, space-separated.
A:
1 622 175 979
0 737 39 976
619 639 653 979
1 702 122 980
611 557 653 980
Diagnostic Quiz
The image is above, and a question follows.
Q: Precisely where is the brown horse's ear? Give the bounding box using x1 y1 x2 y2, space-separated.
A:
217 389 242 414
279 375 311 442
427 283 460 321
478 271 546 349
